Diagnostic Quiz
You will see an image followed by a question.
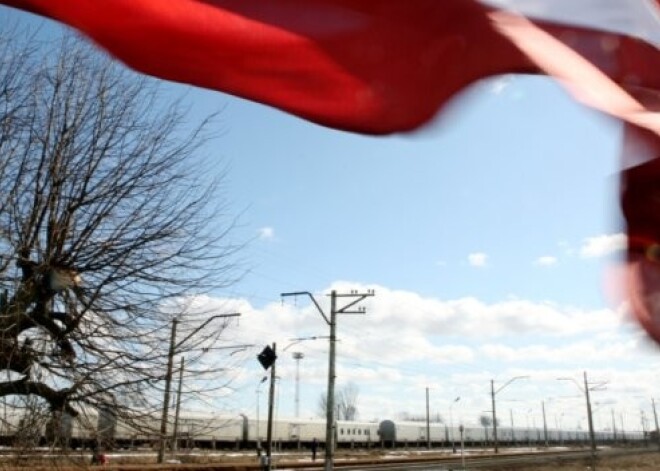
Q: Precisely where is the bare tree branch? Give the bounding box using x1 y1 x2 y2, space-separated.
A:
0 30 244 438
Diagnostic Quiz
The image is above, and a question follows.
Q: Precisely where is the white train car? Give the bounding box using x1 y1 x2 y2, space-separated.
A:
175 414 245 444
10 406 648 451
288 418 326 442
336 420 379 445
247 417 378 446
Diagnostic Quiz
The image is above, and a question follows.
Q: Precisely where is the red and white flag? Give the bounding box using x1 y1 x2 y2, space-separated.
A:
3 0 660 343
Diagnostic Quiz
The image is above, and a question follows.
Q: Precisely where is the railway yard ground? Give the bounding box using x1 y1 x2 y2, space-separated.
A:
0 445 659 470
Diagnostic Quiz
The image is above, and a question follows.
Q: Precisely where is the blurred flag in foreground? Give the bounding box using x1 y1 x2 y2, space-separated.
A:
3 0 660 343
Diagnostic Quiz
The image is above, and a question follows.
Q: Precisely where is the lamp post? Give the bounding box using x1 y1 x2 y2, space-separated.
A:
459 424 466 470
284 336 328 419
256 376 267 447
292 352 304 418
491 376 528 453
157 313 241 464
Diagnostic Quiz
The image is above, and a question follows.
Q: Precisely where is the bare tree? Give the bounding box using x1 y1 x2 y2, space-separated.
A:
338 382 359 421
0 30 243 441
479 415 494 427
318 382 360 421
479 413 500 443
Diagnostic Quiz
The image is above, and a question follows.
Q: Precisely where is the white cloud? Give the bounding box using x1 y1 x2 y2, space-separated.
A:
535 256 557 266
258 226 275 240
468 252 487 267
184 282 659 425
479 340 637 364
580 233 626 258
489 76 511 95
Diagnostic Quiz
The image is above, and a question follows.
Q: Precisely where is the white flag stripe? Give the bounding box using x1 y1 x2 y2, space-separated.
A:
492 11 660 136
481 0 660 47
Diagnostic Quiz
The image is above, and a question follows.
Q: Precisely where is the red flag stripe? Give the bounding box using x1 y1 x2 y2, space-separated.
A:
6 0 660 344
1 0 533 133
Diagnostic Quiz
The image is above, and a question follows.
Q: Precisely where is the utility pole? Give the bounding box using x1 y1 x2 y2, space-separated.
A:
281 289 374 471
583 371 597 456
172 356 185 452
158 318 178 464
491 380 497 452
652 398 660 449
491 376 528 453
266 343 277 471
542 400 548 448
426 387 430 449
449 396 460 452
558 371 607 461
157 313 241 464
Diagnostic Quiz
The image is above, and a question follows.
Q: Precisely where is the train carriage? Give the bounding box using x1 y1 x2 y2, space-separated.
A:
1 405 649 451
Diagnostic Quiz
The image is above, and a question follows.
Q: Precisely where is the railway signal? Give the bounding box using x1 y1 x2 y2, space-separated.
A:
257 345 277 370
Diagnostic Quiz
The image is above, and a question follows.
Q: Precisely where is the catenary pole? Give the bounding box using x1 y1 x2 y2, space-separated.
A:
158 319 178 464
172 356 185 452
157 313 241 463
326 292 337 470
281 289 374 471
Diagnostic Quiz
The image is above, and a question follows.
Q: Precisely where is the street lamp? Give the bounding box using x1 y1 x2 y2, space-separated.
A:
283 336 329 419
491 376 528 453
256 376 267 447
292 352 304 418
157 313 241 464
459 424 466 470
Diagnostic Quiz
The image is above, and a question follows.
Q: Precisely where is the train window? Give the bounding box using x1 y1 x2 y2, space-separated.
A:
340 428 344 435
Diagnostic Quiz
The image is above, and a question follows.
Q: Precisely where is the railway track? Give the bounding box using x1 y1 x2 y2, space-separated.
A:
1 446 656 470
289 447 657 471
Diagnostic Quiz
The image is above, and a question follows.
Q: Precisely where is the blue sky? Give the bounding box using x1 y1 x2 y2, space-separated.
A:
205 75 654 430
3 3 660 437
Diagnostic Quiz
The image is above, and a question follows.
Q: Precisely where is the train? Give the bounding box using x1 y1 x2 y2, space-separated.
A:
4 407 649 451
